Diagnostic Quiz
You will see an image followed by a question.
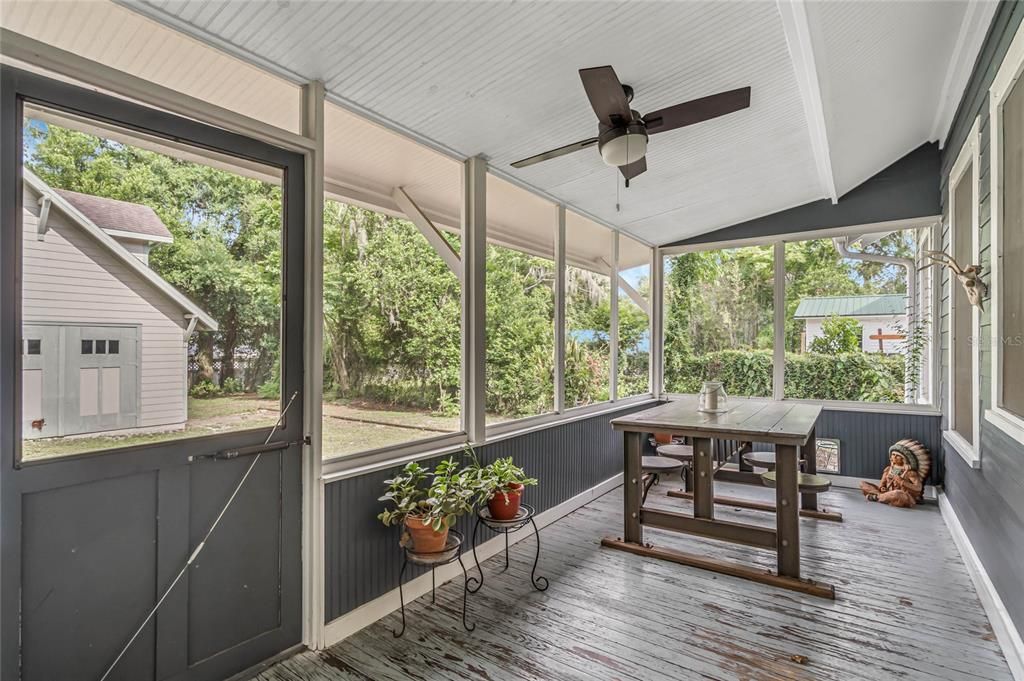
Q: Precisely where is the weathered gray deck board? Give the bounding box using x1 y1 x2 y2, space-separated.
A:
256 483 1011 681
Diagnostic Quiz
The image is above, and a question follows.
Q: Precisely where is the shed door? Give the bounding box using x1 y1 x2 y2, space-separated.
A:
63 325 139 436
20 325 57 439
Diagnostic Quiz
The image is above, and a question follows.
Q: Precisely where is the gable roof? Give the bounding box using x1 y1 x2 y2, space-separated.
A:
24 169 218 331
794 294 906 319
54 188 173 242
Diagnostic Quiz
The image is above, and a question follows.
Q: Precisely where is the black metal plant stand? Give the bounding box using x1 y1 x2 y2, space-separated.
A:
467 503 548 593
392 529 474 638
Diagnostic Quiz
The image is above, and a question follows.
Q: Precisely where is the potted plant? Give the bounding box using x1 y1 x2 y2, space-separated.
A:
480 456 538 521
377 458 478 553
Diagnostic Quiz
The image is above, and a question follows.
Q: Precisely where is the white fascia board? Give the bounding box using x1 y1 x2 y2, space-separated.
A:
931 1 1000 146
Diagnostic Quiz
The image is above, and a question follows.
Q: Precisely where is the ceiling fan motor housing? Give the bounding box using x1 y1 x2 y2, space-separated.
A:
598 115 648 167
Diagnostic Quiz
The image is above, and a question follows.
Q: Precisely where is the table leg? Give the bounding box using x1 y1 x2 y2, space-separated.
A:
692 437 714 519
775 443 800 578
624 431 643 544
801 426 818 511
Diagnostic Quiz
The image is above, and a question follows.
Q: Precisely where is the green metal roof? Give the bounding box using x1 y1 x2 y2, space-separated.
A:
794 294 906 319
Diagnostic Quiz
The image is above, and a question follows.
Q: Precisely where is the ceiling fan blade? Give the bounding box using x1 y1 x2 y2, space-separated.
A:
619 156 647 184
643 86 751 134
510 137 599 168
579 65 633 126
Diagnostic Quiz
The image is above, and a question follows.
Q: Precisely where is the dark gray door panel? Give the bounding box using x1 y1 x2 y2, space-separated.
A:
21 471 159 681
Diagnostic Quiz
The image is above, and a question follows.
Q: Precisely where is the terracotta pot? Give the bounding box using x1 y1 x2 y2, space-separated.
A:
654 432 673 445
488 483 524 520
403 515 449 553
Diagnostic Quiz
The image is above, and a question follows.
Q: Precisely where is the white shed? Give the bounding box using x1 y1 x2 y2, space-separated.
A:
21 169 216 439
794 294 907 354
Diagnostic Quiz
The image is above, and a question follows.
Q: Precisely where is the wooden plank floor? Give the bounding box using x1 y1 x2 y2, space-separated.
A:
256 482 1012 681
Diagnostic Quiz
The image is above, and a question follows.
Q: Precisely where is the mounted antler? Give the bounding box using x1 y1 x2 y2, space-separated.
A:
921 249 987 311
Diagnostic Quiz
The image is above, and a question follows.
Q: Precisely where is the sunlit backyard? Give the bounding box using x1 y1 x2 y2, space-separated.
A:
22 395 470 461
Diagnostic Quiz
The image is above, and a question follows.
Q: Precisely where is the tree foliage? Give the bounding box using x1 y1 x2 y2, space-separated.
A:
809 316 863 355
664 237 916 400
25 122 618 418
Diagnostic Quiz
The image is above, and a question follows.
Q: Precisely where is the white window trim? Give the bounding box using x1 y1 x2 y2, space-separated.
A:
946 115 982 466
987 18 1024 446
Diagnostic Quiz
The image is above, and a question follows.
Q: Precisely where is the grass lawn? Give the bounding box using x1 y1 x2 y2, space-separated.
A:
21 394 479 462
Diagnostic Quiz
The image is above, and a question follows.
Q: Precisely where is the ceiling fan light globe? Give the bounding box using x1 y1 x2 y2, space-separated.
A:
598 126 648 167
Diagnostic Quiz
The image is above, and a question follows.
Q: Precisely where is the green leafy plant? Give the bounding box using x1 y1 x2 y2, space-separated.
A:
809 315 863 355
220 377 244 394
377 457 480 534
463 450 538 507
894 315 931 395
377 461 429 528
189 379 221 399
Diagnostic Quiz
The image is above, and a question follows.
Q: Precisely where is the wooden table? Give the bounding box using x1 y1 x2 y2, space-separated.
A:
603 397 835 599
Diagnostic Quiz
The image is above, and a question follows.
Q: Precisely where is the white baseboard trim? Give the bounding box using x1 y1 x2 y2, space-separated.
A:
321 474 622 648
939 491 1024 681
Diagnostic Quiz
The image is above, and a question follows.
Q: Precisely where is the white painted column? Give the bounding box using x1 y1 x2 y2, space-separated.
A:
554 205 566 413
773 241 786 401
300 80 325 649
610 231 620 402
462 156 487 443
651 247 663 399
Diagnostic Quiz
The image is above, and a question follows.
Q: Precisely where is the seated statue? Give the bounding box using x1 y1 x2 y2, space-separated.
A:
860 439 930 508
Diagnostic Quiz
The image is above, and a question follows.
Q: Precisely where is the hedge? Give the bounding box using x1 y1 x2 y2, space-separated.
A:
665 349 905 403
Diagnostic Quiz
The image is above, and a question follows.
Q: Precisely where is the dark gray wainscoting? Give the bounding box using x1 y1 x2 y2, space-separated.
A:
323 402 655 623
816 408 942 482
743 408 941 482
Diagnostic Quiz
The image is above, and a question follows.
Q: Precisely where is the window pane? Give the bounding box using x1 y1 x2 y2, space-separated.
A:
952 171 975 438
21 111 283 461
486 243 555 421
26 339 41 355
321 199 461 460
565 213 612 407
485 175 555 423
1002 76 1024 418
618 236 651 398
784 233 922 404
663 246 774 397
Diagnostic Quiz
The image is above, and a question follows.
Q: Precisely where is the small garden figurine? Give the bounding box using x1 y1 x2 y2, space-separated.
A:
859 439 930 508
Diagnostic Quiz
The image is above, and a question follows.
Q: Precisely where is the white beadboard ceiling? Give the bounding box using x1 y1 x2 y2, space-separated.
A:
2 0 989 246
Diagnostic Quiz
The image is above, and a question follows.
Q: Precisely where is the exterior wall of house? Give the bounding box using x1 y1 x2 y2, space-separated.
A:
940 0 1024 639
118 239 152 265
22 185 188 430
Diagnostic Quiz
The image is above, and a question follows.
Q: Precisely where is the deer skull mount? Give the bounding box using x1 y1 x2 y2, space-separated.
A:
921 250 988 311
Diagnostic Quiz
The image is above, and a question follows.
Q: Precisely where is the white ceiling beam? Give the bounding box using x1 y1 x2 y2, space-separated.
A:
392 186 463 278
776 0 838 204
930 1 999 147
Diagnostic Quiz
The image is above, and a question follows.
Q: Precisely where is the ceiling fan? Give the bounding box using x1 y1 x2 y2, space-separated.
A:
511 65 751 186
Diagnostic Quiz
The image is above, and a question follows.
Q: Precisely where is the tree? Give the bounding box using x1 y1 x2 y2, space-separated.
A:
809 316 863 355
27 122 283 392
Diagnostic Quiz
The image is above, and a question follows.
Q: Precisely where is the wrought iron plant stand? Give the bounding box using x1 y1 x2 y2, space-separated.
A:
467 503 548 594
392 529 474 637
